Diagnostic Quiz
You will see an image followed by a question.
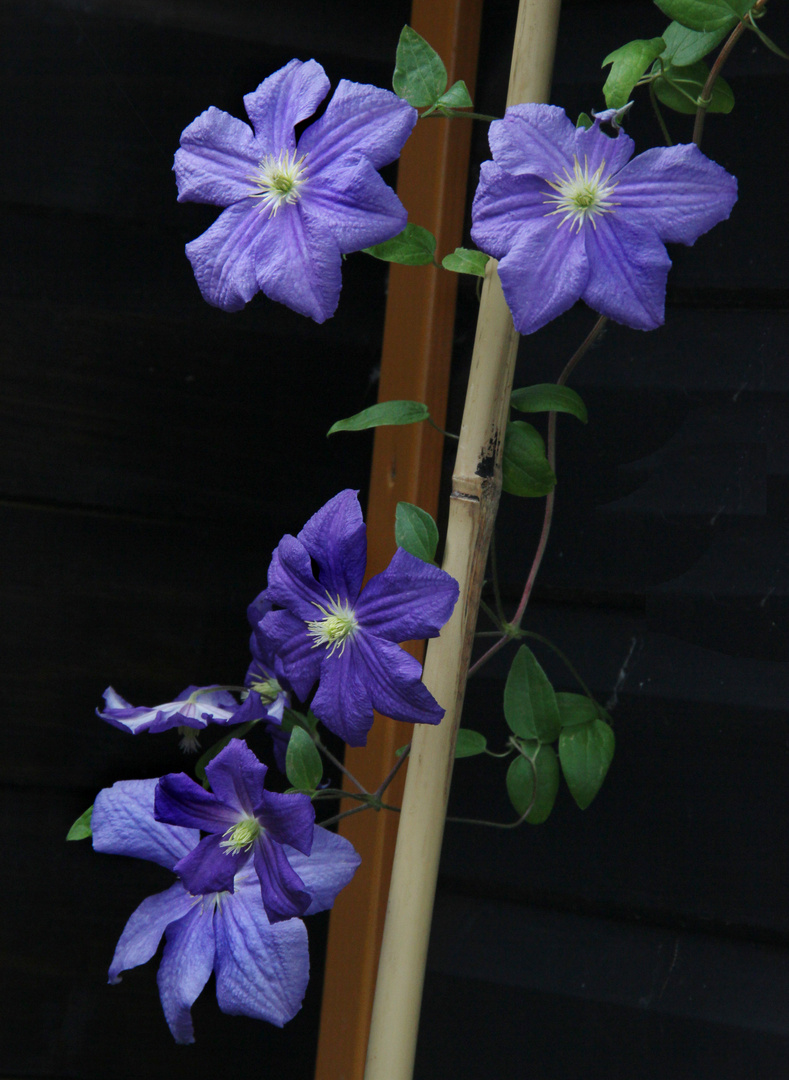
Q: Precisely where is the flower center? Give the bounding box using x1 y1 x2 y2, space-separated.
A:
249 677 282 704
306 595 359 658
543 156 618 232
249 149 308 216
220 817 261 854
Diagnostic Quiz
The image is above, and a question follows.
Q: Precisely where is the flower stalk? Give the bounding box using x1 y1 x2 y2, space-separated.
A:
363 3 562 1078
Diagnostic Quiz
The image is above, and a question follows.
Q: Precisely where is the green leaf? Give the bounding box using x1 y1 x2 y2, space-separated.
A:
660 20 729 65
66 805 93 840
501 421 556 497
455 729 488 758
555 692 600 728
559 718 615 809
654 0 750 33
654 60 734 113
393 25 447 107
363 223 437 265
436 80 473 109
328 400 430 436
503 646 562 743
395 502 439 563
510 384 588 423
506 745 560 823
285 726 323 792
602 37 666 109
576 112 594 129
441 247 489 276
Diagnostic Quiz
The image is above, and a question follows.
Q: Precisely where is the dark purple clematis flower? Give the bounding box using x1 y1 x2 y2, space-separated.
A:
175 59 417 322
471 104 738 334
255 490 459 747
92 777 360 1043
155 739 316 922
98 685 240 739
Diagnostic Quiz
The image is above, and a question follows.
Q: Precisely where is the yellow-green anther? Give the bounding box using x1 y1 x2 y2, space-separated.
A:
220 817 262 854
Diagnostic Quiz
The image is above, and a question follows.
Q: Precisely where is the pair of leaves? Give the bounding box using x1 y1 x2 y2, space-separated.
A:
602 25 734 112
393 25 473 114
503 647 615 818
503 384 587 498
364 228 489 275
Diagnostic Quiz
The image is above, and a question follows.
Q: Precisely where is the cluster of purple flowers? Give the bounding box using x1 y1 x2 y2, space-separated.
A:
177 64 737 334
94 489 458 1040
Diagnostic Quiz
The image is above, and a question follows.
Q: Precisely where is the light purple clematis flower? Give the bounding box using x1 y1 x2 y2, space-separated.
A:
155 739 316 922
93 777 360 1043
255 490 459 747
471 105 738 334
175 59 417 322
98 685 240 737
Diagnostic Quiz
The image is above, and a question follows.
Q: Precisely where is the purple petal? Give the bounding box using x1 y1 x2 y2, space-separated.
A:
298 79 416 174
185 200 264 312
284 828 361 914
247 588 273 630
266 536 328 620
310 644 374 746
297 489 367 600
243 59 329 152
355 548 459 642
253 836 311 922
157 903 217 1044
573 120 635 179
256 789 315 855
251 202 343 323
471 163 557 257
255 609 322 701
305 158 408 255
174 106 260 207
582 216 671 330
496 216 590 335
155 772 239 832
204 739 268 815
174 832 248 895
613 143 738 244
108 883 196 984
356 635 445 726
489 104 576 177
214 881 309 1026
92 779 199 870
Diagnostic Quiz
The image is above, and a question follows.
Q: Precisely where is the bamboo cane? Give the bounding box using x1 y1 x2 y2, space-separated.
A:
363 3 562 1078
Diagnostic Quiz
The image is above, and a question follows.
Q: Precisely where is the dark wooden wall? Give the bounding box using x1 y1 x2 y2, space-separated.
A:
423 2 789 1078
3 0 788 1078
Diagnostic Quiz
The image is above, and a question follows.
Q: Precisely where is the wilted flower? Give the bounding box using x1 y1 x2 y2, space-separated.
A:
98 685 240 736
175 59 416 321
93 776 360 1043
255 490 459 746
471 105 738 334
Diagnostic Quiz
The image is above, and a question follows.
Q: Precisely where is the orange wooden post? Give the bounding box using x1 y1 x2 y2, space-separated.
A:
313 4 484 1079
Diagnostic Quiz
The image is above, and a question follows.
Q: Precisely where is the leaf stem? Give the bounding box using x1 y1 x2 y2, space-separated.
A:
693 0 769 147
467 314 607 678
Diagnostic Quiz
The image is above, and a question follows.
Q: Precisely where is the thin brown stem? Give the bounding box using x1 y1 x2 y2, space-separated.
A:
693 0 769 147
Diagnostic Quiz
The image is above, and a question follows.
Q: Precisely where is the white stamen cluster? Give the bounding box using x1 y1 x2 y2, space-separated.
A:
249 149 308 216
543 156 618 232
306 595 359 657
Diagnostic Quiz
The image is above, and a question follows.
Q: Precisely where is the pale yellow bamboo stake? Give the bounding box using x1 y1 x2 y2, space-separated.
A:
363 3 562 1079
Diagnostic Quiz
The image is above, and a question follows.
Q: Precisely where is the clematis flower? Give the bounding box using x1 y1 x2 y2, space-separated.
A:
92 776 360 1043
155 739 316 922
470 105 738 334
234 589 292 772
98 685 241 736
255 490 459 747
175 59 417 322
